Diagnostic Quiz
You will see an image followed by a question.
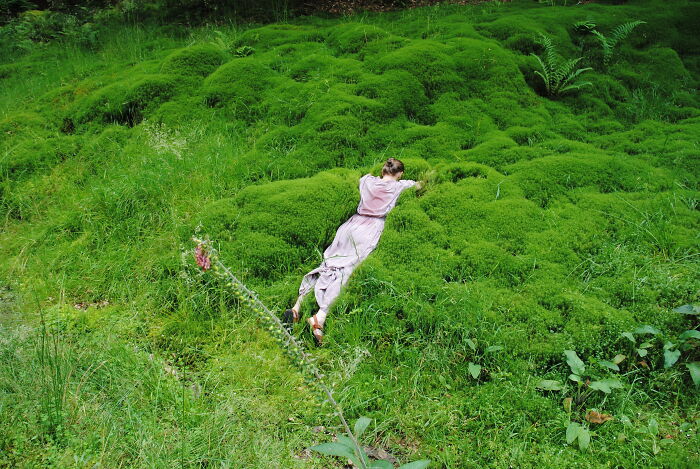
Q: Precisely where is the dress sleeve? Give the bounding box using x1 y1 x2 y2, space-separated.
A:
398 179 417 190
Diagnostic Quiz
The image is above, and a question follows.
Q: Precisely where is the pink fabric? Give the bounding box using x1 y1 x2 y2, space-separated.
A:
298 174 416 325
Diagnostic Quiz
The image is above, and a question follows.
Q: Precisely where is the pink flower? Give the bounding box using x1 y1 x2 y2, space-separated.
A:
195 244 211 271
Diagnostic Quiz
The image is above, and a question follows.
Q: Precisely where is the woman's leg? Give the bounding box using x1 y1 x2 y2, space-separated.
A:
309 266 354 328
290 268 320 319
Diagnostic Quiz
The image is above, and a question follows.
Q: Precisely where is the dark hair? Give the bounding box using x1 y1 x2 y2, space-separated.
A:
381 157 405 176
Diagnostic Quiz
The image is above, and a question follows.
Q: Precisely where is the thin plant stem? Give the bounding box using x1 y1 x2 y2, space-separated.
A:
193 237 369 469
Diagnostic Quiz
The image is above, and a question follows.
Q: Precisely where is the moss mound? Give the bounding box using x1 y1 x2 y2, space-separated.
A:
160 44 228 77
1 1 699 466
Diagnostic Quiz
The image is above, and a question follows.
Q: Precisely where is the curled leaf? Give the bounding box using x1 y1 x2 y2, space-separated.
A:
563 397 573 413
585 410 613 424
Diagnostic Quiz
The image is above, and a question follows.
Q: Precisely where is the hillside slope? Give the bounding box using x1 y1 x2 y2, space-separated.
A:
1 0 699 467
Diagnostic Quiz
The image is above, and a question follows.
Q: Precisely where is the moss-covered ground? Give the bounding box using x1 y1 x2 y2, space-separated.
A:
1 0 699 467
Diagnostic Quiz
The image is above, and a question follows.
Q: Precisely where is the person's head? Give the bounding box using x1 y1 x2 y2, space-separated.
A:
381 157 404 179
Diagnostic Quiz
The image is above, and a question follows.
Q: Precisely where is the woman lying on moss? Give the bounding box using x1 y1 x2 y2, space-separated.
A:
283 158 425 345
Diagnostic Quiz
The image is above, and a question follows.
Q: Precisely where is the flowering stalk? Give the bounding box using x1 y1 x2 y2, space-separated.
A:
191 236 369 469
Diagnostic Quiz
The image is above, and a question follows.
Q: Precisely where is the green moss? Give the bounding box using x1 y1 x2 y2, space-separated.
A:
2 3 700 465
457 133 518 167
201 58 275 118
449 37 529 96
355 69 431 121
1 135 80 178
73 74 184 126
234 24 326 48
0 111 49 136
623 47 693 88
160 44 228 77
287 53 362 84
506 153 675 207
198 169 360 280
326 23 390 54
372 40 461 99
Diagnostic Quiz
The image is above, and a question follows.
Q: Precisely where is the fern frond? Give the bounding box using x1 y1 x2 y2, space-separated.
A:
573 19 596 33
609 20 646 47
531 53 552 94
556 57 584 83
559 66 593 90
537 33 558 71
590 29 612 62
560 80 592 94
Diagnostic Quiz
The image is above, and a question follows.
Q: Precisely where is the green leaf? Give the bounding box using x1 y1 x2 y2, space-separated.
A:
310 442 356 460
664 348 681 369
537 379 563 391
354 417 371 440
589 380 611 394
485 345 503 353
577 426 591 450
673 304 700 315
639 341 653 349
566 422 579 444
621 332 636 343
569 373 582 383
370 461 394 469
634 325 660 335
564 350 585 375
468 362 481 379
637 348 648 357
465 339 476 351
398 460 431 469
598 360 619 372
590 379 622 394
686 362 700 386
679 330 700 340
613 354 626 365
648 419 659 436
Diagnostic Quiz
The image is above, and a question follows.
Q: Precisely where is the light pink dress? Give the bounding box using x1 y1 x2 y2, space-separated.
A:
298 174 416 324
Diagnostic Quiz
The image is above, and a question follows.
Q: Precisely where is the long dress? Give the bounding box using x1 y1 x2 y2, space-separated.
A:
298 174 416 325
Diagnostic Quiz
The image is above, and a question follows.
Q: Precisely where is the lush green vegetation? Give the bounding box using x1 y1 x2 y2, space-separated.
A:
1 0 698 467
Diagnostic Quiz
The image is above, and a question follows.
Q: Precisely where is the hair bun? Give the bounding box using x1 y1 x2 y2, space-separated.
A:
382 157 405 176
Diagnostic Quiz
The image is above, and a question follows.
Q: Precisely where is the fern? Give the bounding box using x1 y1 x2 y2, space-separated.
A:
591 20 646 65
531 33 592 97
573 19 597 34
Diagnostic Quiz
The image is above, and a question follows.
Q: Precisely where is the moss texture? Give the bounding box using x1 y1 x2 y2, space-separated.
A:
1 0 699 467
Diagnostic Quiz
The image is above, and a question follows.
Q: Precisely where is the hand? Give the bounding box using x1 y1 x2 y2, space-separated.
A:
422 169 438 181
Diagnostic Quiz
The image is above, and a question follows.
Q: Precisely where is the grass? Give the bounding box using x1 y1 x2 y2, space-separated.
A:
1 0 699 467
